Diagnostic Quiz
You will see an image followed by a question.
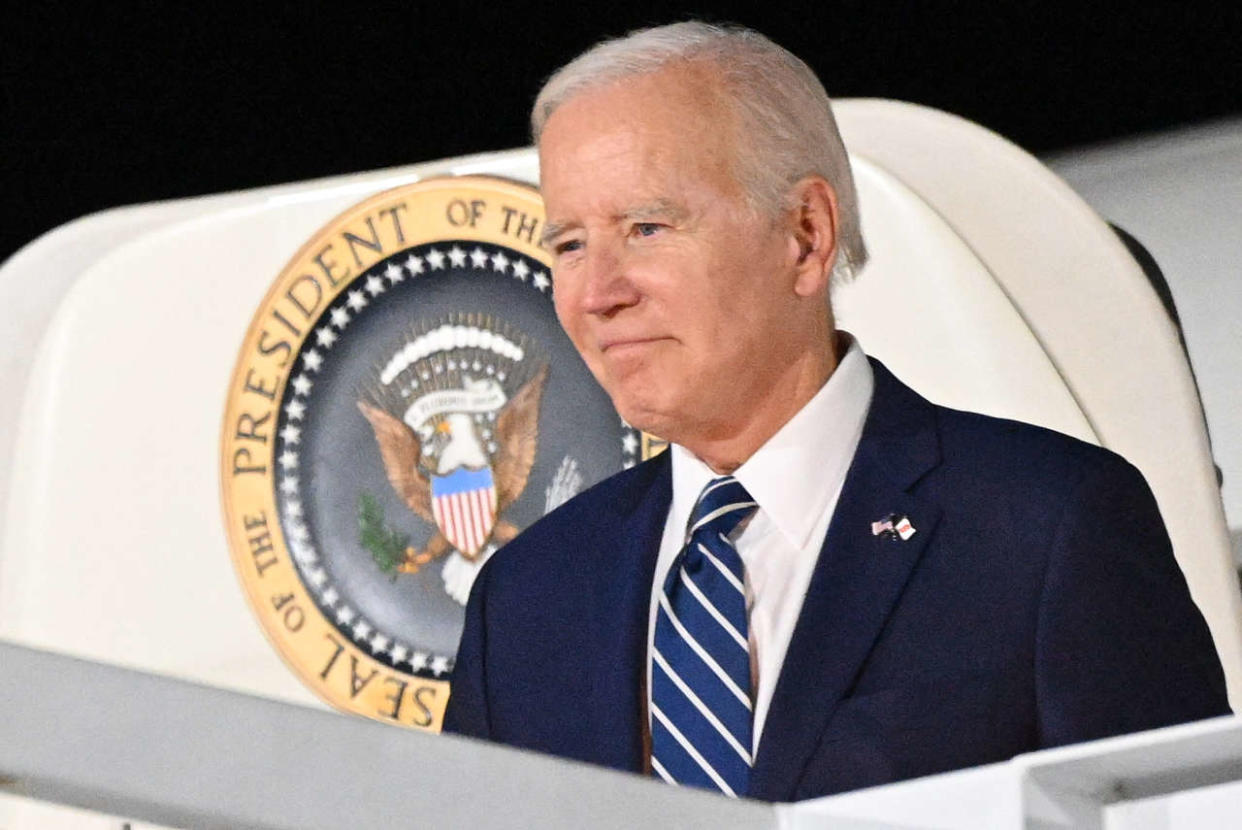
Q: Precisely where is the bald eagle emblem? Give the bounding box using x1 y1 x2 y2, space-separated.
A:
357 316 547 600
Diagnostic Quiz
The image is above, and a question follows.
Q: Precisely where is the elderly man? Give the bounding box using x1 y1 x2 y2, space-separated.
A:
443 22 1229 800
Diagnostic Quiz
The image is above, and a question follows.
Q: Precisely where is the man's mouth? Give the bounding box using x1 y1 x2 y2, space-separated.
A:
599 336 670 353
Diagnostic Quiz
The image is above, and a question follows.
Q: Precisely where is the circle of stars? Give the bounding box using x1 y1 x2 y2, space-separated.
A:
272 242 556 680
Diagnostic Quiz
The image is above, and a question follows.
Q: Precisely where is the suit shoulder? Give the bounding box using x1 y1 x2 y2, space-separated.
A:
933 403 1143 496
917 402 1166 587
868 357 1138 492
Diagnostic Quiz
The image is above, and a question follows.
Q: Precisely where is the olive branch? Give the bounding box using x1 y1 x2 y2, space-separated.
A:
357 490 410 581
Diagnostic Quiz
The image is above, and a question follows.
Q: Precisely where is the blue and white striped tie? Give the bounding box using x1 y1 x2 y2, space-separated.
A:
651 476 757 797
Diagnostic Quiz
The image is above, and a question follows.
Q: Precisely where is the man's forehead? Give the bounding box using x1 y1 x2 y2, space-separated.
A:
539 77 738 169
541 62 731 142
535 64 749 232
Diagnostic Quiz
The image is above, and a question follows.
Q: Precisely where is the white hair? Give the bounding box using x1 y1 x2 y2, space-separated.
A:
532 21 868 284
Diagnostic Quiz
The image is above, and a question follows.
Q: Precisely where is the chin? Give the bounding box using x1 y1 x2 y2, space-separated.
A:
610 394 676 442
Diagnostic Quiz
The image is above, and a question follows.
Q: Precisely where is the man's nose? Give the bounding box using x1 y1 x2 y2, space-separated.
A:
580 242 640 317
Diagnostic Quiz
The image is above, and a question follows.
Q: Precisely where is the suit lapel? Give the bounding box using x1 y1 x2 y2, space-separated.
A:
749 359 943 801
577 452 671 772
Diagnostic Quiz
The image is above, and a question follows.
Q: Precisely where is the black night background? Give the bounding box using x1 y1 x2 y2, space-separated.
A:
3 1 1240 263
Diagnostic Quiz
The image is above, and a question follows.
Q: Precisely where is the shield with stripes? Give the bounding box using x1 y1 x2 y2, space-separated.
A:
430 466 498 558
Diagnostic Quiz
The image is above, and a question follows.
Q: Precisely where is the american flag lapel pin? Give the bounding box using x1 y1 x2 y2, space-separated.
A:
872 513 916 541
894 515 916 540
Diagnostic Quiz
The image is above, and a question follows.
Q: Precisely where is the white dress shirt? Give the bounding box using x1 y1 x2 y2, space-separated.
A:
647 336 874 754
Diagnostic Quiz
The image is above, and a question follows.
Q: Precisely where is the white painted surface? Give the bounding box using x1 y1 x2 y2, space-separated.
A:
0 793 164 830
1047 118 1242 563
835 158 1094 442
781 714 1242 829
1105 779 1242 830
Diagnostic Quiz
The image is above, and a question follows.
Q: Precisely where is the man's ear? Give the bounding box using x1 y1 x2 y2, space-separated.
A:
788 176 839 298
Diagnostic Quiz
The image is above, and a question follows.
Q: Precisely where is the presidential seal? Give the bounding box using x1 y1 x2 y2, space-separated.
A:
221 176 658 731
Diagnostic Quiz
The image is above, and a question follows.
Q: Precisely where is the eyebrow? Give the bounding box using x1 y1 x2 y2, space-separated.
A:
540 221 573 248
622 199 688 224
539 199 690 249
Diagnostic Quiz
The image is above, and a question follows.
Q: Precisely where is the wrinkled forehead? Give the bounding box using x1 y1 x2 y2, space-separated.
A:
539 62 739 152
537 64 746 193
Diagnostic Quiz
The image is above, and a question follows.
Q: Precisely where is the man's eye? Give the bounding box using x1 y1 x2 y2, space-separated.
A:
634 223 662 237
555 239 583 255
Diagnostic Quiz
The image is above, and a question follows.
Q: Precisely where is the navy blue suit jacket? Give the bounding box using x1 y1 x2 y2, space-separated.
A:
444 359 1229 801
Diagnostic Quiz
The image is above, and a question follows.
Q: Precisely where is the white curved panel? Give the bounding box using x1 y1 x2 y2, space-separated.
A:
1048 119 1242 550
836 157 1095 444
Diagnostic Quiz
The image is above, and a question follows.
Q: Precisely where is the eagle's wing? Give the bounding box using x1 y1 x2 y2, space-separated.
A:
493 363 549 511
357 401 435 524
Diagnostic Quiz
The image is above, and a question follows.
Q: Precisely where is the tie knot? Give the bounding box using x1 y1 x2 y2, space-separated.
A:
688 476 757 542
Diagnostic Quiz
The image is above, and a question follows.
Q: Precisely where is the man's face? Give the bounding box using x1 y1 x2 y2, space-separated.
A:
539 65 819 448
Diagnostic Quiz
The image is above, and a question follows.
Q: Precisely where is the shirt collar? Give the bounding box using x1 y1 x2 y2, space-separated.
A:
669 334 874 550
